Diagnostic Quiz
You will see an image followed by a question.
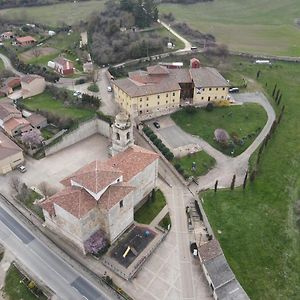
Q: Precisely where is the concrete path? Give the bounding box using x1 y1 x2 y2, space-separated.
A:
149 204 169 227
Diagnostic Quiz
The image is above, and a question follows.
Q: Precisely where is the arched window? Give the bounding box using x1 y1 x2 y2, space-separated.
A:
116 133 120 140
126 132 130 140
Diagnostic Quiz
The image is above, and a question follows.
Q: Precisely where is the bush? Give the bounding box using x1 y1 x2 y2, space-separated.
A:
87 83 99 93
184 105 197 114
206 102 214 112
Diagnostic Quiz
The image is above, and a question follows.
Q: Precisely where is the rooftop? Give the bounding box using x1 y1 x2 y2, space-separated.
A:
21 74 44 84
215 279 250 300
26 113 47 127
199 239 223 262
4 117 30 133
0 102 21 120
16 36 36 43
190 67 229 88
0 132 22 160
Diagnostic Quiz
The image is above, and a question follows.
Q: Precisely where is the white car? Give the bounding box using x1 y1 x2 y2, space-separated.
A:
107 86 112 92
18 165 27 173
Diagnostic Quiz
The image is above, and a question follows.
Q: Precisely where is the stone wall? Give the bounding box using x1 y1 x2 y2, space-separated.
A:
45 118 111 156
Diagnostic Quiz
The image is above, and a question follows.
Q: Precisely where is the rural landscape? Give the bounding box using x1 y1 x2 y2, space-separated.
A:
0 0 299 300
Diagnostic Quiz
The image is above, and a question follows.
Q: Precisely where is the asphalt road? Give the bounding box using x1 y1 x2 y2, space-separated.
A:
0 196 110 300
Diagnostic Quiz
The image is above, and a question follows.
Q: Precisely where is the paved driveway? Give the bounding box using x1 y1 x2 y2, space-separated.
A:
0 134 109 196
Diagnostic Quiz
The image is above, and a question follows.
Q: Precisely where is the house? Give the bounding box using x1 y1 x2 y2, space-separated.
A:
0 77 21 97
54 57 74 75
0 32 14 40
16 36 36 47
4 117 31 136
113 58 229 119
0 102 31 136
0 132 24 174
199 239 249 300
40 145 159 254
27 113 47 129
21 75 46 99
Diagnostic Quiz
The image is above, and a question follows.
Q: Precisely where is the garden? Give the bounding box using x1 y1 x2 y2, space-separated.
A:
134 189 166 225
173 151 216 179
171 103 267 156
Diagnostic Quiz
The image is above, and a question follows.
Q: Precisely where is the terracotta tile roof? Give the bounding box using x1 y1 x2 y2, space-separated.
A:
0 132 22 160
169 69 192 83
54 57 74 69
41 186 97 218
60 161 123 194
21 74 43 84
16 36 36 43
4 117 30 133
105 145 159 182
190 67 229 88
26 113 46 127
3 77 21 88
99 182 135 211
199 239 223 262
0 102 21 120
147 65 170 75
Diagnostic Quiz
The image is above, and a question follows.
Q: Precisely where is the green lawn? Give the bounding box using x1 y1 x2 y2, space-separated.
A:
0 0 105 26
0 58 4 71
134 189 166 224
156 26 185 51
160 0 300 56
172 103 267 156
174 151 216 178
22 92 96 121
198 55 300 299
4 264 47 300
158 213 171 230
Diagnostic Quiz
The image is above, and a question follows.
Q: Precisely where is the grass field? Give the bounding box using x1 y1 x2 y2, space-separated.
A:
134 189 166 224
174 151 216 178
4 264 47 300
193 54 300 299
160 0 300 56
22 93 95 121
0 0 105 26
0 58 4 71
172 103 267 156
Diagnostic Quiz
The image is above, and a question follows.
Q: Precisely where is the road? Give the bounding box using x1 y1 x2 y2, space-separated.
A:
157 20 192 52
0 53 23 76
0 195 111 300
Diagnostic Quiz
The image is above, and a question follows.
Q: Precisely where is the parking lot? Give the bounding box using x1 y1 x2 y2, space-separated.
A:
0 134 109 196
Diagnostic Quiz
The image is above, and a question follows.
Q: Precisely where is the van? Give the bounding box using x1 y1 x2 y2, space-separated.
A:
229 87 239 93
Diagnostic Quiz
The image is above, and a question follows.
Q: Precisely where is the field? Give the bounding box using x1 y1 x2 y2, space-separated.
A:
0 58 4 71
193 54 300 299
0 0 105 26
172 103 267 156
22 93 95 121
174 151 216 178
160 0 300 56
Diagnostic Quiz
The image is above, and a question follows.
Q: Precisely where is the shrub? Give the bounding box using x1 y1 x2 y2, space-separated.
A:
214 128 230 144
87 83 99 93
206 102 214 112
84 230 109 255
184 105 197 114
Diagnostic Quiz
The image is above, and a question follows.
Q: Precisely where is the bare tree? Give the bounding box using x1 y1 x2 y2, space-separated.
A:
10 176 21 194
38 182 57 198
32 48 41 58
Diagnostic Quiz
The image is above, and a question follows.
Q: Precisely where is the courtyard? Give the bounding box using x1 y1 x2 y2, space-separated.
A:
0 134 110 196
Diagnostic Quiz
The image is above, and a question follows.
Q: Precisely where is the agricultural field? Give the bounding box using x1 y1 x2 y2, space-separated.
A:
0 0 105 26
191 54 300 299
160 0 300 56
172 103 267 156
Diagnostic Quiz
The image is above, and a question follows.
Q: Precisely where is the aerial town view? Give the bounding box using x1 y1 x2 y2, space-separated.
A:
0 0 299 299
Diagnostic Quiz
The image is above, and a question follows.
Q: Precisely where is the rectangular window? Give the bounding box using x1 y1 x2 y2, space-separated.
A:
209 88 212 91
216 88 218 91
166 94 168 97
140 98 142 102
173 92 175 96
146 97 149 101
120 200 123 208
157 95 160 99
223 87 225 90
166 101 168 104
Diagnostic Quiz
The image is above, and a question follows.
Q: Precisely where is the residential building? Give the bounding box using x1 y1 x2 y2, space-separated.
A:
199 239 249 300
113 58 229 119
21 75 46 99
0 77 21 97
0 102 22 127
0 32 14 40
40 145 159 253
26 113 47 129
16 36 36 47
54 57 74 75
0 132 24 175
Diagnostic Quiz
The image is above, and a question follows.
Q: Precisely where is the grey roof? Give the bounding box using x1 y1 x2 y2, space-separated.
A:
190 67 229 88
169 69 192 83
0 132 22 160
215 279 250 300
113 77 181 98
204 254 235 289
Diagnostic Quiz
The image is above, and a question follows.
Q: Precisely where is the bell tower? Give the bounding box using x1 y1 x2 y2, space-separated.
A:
111 112 134 156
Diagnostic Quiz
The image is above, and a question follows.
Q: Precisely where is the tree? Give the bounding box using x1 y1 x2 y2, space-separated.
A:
214 180 218 193
230 174 236 190
243 171 248 190
10 176 21 194
21 130 43 149
39 182 57 198
84 230 108 254
256 70 261 79
272 83 277 97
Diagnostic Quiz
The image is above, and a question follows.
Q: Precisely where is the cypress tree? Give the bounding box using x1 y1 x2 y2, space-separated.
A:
214 180 218 193
230 174 236 190
243 171 248 190
272 83 277 97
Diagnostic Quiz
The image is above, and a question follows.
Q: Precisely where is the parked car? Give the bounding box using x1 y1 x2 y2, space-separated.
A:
153 121 160 129
229 87 239 93
107 86 112 92
18 165 27 173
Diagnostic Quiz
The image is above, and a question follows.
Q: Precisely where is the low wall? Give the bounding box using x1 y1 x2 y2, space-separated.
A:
45 118 111 156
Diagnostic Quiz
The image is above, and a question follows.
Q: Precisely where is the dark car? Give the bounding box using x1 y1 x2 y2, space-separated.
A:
153 121 160 129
